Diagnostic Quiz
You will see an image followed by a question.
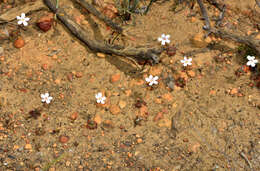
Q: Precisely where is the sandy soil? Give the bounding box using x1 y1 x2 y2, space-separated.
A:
0 0 260 170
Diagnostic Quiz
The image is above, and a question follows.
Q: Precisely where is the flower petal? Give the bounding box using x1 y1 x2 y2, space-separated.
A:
45 99 50 104
158 37 162 42
247 55 254 61
21 13 25 18
165 34 170 39
161 41 166 45
25 17 30 21
161 34 165 38
154 76 159 80
165 39 170 44
45 92 49 97
41 94 45 98
23 21 28 26
17 16 21 20
188 58 192 62
153 80 158 85
18 20 23 25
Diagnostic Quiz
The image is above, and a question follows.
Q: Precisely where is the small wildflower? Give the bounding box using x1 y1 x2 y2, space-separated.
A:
145 75 159 86
41 92 53 104
158 34 170 45
181 56 192 67
95 92 106 104
246 55 258 67
16 13 30 26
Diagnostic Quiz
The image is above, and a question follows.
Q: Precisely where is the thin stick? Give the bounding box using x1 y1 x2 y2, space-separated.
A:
44 0 161 63
196 0 211 30
75 0 123 33
239 152 253 170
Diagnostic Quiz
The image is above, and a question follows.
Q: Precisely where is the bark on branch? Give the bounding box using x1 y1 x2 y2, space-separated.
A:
43 0 162 63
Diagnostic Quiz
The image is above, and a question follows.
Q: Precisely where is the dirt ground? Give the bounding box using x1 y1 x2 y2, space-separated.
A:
0 0 260 170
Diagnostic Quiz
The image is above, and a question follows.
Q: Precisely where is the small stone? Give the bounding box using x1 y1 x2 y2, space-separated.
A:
153 112 164 122
42 64 48 70
189 142 201 153
137 138 142 143
110 73 120 83
75 72 83 78
70 112 78 120
187 70 196 77
37 13 54 32
96 52 106 58
94 114 102 124
118 100 126 109
14 37 25 48
109 105 120 115
155 98 162 104
25 144 32 150
230 88 238 95
190 33 211 48
59 135 69 143
67 73 74 82
65 161 70 167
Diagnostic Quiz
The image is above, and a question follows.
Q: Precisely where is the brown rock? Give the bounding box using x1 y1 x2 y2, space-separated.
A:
70 112 78 120
109 105 120 115
118 100 126 109
230 88 238 95
110 73 120 83
14 37 25 48
75 72 83 78
25 143 32 150
59 135 69 143
190 33 211 48
96 52 106 58
187 70 196 77
158 118 171 128
189 142 201 153
37 13 53 32
153 112 164 122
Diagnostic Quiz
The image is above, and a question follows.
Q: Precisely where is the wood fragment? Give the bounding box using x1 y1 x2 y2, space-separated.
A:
239 152 253 170
0 1 46 24
196 0 211 30
44 0 162 63
75 0 123 33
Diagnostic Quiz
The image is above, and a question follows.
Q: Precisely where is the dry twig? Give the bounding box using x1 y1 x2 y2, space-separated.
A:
74 0 123 33
44 0 162 63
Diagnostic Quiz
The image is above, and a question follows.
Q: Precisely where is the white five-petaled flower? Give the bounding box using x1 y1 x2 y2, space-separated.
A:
158 34 170 45
181 56 192 67
95 92 106 104
145 75 159 86
41 92 53 104
16 13 30 26
246 55 258 67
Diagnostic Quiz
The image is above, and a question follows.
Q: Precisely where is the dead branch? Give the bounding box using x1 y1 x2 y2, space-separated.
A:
0 1 46 24
196 0 211 30
74 0 123 33
210 28 260 55
44 0 162 63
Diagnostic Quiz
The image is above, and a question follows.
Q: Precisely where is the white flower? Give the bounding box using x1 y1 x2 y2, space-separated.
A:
145 75 159 86
16 13 30 26
246 55 258 67
95 92 106 104
158 34 170 45
41 92 53 104
181 56 192 67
